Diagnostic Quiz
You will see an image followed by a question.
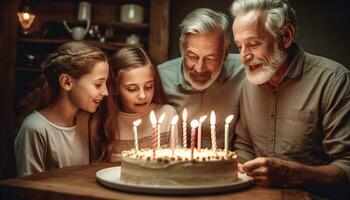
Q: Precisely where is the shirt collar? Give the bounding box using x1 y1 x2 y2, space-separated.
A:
285 43 305 79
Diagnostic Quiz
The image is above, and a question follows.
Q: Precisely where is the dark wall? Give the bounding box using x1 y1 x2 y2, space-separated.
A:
169 0 350 69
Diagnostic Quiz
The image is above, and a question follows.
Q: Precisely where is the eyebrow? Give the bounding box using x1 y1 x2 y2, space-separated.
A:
95 77 106 81
234 36 259 43
123 80 154 86
186 50 218 57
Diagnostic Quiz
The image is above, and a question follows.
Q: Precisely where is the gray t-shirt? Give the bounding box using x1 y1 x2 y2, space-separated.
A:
14 110 90 177
158 54 245 149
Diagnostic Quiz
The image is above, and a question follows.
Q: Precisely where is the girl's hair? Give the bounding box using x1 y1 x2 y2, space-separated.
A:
93 46 165 161
19 42 107 120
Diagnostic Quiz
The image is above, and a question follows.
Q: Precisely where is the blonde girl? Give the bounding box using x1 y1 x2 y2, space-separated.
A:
91 47 178 162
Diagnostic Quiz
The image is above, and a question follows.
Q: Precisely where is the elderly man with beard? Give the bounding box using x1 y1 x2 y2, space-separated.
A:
230 0 350 197
158 8 245 149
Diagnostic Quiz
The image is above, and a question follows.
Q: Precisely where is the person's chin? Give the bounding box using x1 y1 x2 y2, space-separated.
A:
190 80 212 90
82 106 98 113
133 103 151 113
246 69 274 85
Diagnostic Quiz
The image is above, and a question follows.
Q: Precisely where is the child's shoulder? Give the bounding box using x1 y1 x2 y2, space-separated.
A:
20 111 48 130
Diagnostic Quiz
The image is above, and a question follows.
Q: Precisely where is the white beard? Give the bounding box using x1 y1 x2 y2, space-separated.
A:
183 65 222 91
245 44 287 85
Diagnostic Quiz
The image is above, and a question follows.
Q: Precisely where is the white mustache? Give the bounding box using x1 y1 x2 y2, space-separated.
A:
246 59 264 66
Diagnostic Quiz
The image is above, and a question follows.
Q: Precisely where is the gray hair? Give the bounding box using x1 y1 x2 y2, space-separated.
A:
230 0 296 38
179 8 231 54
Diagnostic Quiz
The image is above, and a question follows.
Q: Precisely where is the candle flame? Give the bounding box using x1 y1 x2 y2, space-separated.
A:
225 114 234 124
158 112 166 124
133 119 142 127
199 115 207 123
182 108 187 121
190 119 199 128
210 110 216 125
150 110 157 125
171 115 179 125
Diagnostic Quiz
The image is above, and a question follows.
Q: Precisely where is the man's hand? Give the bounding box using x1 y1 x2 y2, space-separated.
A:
242 157 297 187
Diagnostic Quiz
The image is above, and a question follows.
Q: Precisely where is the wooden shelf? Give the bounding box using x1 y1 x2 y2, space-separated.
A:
16 67 41 73
19 38 143 51
62 20 149 30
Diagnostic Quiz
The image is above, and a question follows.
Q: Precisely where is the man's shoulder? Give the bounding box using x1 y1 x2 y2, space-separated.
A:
305 53 349 76
158 57 183 72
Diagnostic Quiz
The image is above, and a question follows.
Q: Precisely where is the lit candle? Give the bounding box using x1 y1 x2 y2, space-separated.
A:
210 110 217 151
190 119 199 160
224 115 234 155
150 110 157 159
170 115 179 157
157 112 166 148
197 115 207 150
132 119 142 151
182 108 188 148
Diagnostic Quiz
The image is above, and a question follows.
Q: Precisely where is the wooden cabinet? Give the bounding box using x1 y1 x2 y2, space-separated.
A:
15 0 169 107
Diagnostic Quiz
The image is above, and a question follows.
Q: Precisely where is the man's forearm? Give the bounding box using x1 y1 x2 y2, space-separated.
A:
287 162 347 185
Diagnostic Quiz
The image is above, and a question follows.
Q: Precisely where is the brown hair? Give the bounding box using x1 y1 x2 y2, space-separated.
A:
19 42 107 121
92 46 165 161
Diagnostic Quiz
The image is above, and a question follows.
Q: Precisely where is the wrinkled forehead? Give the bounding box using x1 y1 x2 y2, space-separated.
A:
232 10 269 40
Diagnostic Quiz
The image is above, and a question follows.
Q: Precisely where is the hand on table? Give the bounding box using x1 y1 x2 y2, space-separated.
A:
241 157 294 187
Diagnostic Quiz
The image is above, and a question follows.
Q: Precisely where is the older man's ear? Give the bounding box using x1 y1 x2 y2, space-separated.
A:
282 23 296 49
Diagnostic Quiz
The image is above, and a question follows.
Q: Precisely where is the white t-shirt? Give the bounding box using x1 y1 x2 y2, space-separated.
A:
14 110 90 177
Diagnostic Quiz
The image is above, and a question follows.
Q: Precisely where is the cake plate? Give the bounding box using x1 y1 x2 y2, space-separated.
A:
96 166 253 195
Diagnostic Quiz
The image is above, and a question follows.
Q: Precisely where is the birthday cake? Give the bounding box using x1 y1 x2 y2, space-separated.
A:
120 148 238 186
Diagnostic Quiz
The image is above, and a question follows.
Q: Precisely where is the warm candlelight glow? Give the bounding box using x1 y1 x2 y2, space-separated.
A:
225 115 234 124
197 115 207 150
190 120 199 129
210 110 217 150
199 115 207 124
150 110 157 158
182 108 188 148
170 115 179 156
171 115 179 125
210 110 216 125
224 114 234 155
190 119 199 160
157 113 166 148
133 119 142 126
150 110 157 125
132 119 142 151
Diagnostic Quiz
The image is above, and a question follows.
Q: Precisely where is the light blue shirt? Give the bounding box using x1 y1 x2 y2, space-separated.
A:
158 54 245 149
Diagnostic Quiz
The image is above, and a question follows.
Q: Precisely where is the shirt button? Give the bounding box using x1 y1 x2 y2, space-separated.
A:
271 114 275 118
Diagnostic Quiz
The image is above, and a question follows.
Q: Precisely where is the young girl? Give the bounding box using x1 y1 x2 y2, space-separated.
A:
90 47 178 162
14 42 109 177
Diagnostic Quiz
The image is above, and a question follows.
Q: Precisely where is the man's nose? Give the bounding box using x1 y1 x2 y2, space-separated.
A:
194 58 205 73
240 47 253 64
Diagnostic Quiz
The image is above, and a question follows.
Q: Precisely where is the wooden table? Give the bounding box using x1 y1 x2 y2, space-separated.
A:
0 162 311 200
